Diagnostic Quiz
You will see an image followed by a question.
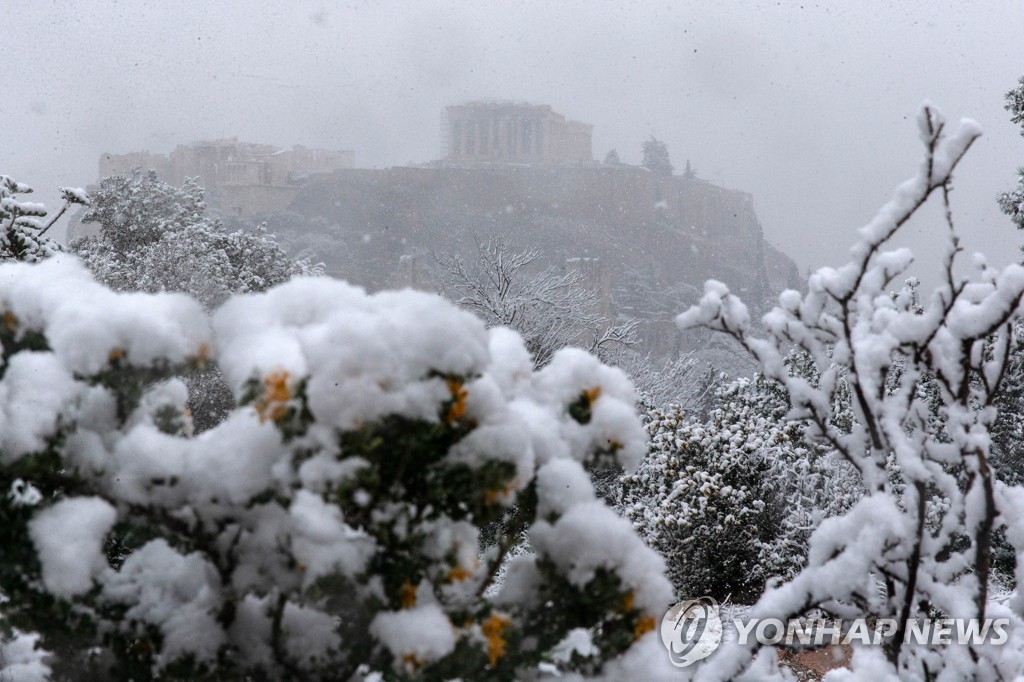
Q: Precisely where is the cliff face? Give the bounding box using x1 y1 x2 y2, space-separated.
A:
268 165 800 355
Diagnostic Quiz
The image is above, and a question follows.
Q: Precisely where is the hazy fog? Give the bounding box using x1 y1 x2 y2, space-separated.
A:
6 1 1024 282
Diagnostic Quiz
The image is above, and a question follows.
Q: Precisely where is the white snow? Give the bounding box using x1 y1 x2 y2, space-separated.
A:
0 630 51 682
101 539 225 666
289 490 374 586
370 604 456 663
0 253 669 678
28 497 117 598
530 500 672 614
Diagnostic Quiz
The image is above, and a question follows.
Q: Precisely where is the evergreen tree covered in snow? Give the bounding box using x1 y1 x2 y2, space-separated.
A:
72 169 319 310
998 76 1024 230
0 257 675 681
641 136 673 177
620 369 860 602
0 175 88 263
992 326 1024 488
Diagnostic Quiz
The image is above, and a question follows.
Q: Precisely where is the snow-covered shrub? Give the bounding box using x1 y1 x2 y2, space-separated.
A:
0 256 675 680
0 175 88 263
992 325 1024 489
0 627 50 682
681 105 1024 679
72 169 322 433
620 372 859 602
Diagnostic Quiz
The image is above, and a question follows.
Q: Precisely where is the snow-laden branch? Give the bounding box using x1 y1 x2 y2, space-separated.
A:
680 105 1024 679
437 234 638 367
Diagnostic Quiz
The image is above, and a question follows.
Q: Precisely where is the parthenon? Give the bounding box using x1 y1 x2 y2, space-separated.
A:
443 101 592 164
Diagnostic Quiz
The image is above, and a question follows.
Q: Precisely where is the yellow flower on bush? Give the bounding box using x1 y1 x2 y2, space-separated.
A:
189 342 211 369
446 564 474 583
254 370 291 423
481 611 511 666
399 581 417 609
445 378 468 424
634 615 656 640
621 590 635 613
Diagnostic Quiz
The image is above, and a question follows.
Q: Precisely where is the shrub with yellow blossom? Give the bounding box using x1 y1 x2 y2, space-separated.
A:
0 255 674 681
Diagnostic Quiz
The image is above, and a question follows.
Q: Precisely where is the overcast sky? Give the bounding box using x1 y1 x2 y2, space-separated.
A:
5 1 1024 283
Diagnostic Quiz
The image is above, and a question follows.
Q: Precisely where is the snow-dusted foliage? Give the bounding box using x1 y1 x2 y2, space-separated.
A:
72 169 319 310
618 350 719 415
438 235 638 367
0 176 88 263
997 76 1024 230
71 170 321 433
680 105 1024 679
992 326 1024 489
620 371 860 602
0 257 675 680
0 627 50 682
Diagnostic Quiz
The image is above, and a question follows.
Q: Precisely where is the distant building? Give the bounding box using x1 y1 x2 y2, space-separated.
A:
97 138 355 216
443 101 592 165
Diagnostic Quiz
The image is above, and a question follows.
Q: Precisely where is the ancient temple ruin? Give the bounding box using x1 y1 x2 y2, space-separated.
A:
98 138 354 216
443 101 592 165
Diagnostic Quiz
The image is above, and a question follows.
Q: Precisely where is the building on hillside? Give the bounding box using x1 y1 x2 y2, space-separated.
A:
97 138 355 216
442 101 592 165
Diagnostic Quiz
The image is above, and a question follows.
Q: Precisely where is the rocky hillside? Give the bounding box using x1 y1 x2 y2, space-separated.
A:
238 164 801 357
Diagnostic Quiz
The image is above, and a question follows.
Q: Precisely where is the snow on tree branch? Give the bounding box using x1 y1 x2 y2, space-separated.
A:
437 234 639 367
678 105 1024 679
0 174 86 263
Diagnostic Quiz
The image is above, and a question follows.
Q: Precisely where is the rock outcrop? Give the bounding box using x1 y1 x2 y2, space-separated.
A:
264 164 799 357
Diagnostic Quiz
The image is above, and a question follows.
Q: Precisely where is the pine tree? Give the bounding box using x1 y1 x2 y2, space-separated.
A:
998 76 1024 229
0 176 88 263
619 368 859 602
641 136 673 176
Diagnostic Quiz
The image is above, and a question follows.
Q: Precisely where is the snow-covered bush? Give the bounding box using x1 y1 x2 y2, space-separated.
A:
620 371 859 602
0 628 50 682
681 105 1024 679
992 325 1024 487
0 256 675 680
72 169 322 432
